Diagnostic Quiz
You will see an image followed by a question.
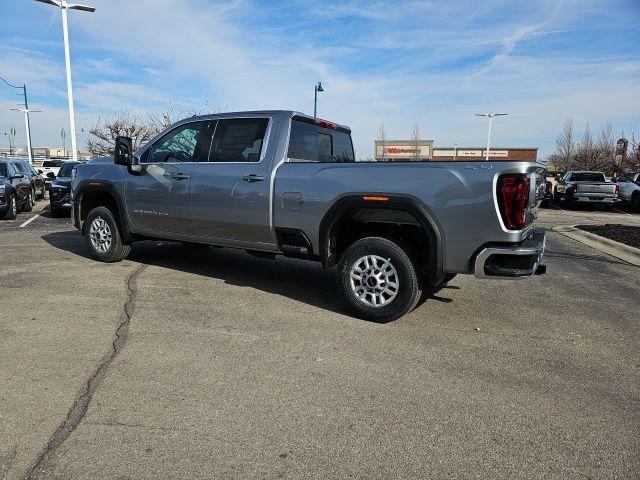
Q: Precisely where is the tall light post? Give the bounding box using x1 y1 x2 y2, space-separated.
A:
11 108 41 163
36 0 95 162
61 128 67 157
1 74 34 163
475 112 507 161
313 82 324 118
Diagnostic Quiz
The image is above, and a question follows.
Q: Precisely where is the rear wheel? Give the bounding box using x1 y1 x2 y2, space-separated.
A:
336 237 422 322
84 206 131 262
632 193 640 213
23 189 35 212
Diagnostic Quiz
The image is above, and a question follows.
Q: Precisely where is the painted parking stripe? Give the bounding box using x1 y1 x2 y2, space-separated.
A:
19 213 41 228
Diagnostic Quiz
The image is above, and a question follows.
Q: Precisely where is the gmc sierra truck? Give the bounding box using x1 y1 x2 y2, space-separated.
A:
71 110 546 322
553 170 619 210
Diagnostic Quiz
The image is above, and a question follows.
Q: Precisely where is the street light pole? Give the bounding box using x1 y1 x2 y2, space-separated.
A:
35 0 95 162
11 108 41 163
475 112 507 161
314 81 324 118
1 75 35 163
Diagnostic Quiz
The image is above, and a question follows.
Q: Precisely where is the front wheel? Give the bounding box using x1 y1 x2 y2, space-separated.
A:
84 206 131 262
1 195 17 220
336 237 422 323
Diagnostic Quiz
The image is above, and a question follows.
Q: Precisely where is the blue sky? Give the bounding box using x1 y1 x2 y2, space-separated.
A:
1 0 639 159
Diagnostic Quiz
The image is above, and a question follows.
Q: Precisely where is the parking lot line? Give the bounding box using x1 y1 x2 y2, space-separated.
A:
19 213 41 228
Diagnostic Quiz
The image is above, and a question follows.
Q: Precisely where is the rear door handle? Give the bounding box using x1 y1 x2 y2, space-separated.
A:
242 174 264 182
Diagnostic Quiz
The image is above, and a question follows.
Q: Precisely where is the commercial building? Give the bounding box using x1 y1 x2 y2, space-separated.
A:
374 140 537 162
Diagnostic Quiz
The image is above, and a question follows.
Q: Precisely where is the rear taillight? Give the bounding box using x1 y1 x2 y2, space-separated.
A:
497 174 530 230
545 181 552 193
615 184 620 194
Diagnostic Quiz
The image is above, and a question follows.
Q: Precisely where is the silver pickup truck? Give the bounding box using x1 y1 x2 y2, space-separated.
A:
554 170 619 210
71 110 546 322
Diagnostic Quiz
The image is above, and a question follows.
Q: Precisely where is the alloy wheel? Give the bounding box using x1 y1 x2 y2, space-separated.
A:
349 254 399 307
89 216 112 253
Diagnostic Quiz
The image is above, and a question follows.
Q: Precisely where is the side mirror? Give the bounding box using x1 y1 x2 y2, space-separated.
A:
114 136 133 165
46 172 55 179
37 169 43 174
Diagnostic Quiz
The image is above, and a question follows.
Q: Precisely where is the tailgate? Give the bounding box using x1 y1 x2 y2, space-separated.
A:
574 183 616 195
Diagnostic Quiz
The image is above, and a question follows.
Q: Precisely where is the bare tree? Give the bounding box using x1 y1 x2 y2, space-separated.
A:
85 102 223 156
377 124 387 161
410 123 421 161
554 118 575 173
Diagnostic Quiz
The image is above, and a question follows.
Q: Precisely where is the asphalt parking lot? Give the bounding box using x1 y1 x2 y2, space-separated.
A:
1 202 639 479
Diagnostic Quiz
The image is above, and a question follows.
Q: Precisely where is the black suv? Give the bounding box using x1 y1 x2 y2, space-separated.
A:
50 161 80 217
0 159 32 219
15 159 46 200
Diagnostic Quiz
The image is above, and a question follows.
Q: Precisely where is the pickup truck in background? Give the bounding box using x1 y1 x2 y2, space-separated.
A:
615 172 640 212
71 110 546 322
553 170 619 210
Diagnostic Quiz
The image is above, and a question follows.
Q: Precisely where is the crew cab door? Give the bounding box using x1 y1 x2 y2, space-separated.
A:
125 120 211 235
190 117 276 247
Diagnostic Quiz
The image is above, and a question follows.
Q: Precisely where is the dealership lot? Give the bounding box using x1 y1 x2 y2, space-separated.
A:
1 205 639 479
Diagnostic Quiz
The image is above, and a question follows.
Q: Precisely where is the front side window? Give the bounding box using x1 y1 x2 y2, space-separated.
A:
147 121 207 163
287 119 354 163
16 161 29 174
208 118 269 163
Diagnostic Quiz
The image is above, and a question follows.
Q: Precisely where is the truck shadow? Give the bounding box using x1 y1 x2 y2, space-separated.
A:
41 231 452 321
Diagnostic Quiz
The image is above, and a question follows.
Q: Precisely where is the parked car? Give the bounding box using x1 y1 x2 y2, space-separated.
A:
15 159 46 200
49 161 80 217
537 171 554 208
71 110 546 322
615 172 640 212
553 170 619 210
0 159 32 219
39 159 64 190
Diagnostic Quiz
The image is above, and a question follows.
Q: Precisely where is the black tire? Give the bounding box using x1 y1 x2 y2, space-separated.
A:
632 194 640 214
540 199 549 208
84 206 131 262
553 188 561 203
1 194 17 220
602 204 613 212
23 189 34 213
49 203 62 218
336 236 422 323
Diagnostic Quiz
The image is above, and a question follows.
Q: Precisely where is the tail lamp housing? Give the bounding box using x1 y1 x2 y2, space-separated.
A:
615 184 620 194
497 174 530 230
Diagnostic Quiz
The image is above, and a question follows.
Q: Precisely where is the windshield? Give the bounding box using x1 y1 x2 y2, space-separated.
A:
0 163 7 177
571 172 605 182
57 162 77 177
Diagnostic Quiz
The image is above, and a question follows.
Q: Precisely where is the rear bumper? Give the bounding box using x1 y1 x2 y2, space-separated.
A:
572 194 617 204
474 229 546 279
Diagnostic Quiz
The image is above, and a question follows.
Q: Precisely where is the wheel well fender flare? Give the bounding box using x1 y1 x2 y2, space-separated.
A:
318 194 444 285
75 181 132 240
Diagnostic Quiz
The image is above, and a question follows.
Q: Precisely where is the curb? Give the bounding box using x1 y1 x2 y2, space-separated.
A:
552 225 640 267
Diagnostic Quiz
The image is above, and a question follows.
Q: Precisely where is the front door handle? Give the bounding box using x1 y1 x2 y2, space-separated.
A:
242 174 264 182
171 173 190 180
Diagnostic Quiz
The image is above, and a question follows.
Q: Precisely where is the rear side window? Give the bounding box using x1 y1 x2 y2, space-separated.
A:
208 118 269 163
0 163 7 177
287 119 354 163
